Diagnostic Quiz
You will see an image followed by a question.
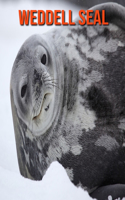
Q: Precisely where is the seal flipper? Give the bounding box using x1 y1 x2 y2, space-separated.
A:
90 3 125 30
75 3 125 30
90 184 125 200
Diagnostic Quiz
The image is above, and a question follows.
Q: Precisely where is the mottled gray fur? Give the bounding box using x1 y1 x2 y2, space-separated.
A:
10 3 125 200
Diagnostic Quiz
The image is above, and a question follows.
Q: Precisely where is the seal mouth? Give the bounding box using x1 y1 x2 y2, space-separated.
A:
32 93 50 120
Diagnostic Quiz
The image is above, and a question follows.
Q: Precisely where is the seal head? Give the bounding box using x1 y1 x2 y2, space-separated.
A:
11 34 61 136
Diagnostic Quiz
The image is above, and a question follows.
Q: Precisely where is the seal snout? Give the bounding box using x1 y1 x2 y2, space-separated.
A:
31 65 55 124
11 35 58 136
32 93 49 120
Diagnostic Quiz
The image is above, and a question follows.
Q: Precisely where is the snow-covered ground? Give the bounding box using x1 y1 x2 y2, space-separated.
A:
0 1 93 200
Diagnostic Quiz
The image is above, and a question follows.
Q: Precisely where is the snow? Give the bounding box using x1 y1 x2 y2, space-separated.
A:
0 1 93 200
0 162 91 200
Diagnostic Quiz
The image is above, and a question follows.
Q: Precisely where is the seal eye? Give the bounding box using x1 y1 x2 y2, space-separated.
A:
21 84 27 98
41 54 46 65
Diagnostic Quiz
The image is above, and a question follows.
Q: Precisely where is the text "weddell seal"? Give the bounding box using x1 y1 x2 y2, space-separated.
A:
10 3 125 200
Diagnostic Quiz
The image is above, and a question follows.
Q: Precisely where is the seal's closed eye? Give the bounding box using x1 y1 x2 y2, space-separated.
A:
21 84 27 98
41 54 46 65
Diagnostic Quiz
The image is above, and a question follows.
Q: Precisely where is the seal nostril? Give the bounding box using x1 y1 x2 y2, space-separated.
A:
21 84 27 98
41 54 46 65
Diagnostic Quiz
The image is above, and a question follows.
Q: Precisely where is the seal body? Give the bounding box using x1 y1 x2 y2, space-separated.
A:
10 3 125 199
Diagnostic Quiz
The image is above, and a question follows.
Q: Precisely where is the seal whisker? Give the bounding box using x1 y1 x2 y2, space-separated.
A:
48 79 58 82
48 82 58 86
42 73 50 78
44 78 50 82
43 76 50 80
44 80 52 84
44 79 58 83
44 82 58 87
47 83 61 90
51 81 57 84
50 78 58 80
44 79 57 84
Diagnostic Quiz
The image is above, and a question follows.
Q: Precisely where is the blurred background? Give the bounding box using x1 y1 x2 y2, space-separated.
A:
68 0 125 7
0 0 125 7
0 0 124 200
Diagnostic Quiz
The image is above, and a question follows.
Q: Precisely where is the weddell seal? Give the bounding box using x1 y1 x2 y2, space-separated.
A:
10 2 125 200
